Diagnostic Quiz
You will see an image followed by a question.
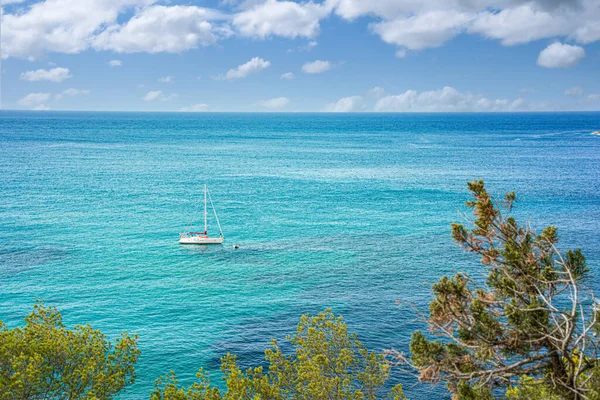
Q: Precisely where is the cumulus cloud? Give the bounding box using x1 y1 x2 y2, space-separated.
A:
158 76 173 83
258 97 290 110
93 5 224 54
56 88 91 100
18 92 51 106
180 103 210 112
302 60 331 74
109 59 122 67
1 0 157 59
219 57 271 80
537 42 585 68
371 11 473 51
469 4 570 46
324 96 365 112
20 67 71 82
233 0 330 38
281 72 295 80
565 86 584 96
374 86 527 112
369 86 385 99
143 90 177 101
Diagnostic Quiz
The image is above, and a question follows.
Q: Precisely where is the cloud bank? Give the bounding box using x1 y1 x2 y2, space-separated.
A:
2 0 599 60
374 86 527 112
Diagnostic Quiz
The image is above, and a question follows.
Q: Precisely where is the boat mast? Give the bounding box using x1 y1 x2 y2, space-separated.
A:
204 184 208 234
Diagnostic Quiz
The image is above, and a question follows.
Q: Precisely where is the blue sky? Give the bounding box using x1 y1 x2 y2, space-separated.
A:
2 0 600 112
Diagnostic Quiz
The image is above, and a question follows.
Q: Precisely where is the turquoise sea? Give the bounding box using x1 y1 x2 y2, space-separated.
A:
1 111 599 399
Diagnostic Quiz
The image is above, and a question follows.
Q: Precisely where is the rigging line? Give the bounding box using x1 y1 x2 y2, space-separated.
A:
207 188 224 237
187 189 200 232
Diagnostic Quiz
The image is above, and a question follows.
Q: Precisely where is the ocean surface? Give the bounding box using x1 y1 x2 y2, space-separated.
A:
1 111 599 399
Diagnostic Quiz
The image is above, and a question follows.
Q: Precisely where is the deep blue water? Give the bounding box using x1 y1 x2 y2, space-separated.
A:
1 111 599 399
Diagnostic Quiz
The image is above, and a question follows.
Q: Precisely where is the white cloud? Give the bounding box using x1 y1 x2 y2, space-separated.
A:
143 90 177 101
1 0 157 59
18 92 51 106
20 67 71 82
520 87 535 93
369 86 385 99
219 57 271 80
374 86 527 112
565 86 584 96
333 0 600 55
56 88 91 100
93 5 224 54
299 40 318 51
586 94 600 101
537 42 585 68
158 76 173 83
180 103 210 112
233 0 330 39
258 97 290 110
281 72 295 80
302 60 331 74
469 4 570 46
324 96 365 112
371 10 473 51
109 59 122 67
32 104 51 111
395 48 406 58
3 0 599 62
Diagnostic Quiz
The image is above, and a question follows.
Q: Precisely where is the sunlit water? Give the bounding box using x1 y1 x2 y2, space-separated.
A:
1 111 599 399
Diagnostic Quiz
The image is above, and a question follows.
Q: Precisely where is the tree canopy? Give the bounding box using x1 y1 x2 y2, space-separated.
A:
0 302 139 400
390 180 600 399
151 310 406 400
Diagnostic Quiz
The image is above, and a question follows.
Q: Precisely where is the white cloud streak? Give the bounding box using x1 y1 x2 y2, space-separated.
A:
18 92 51 106
565 86 584 96
143 90 177 101
219 57 271 80
20 67 72 82
55 88 91 100
301 60 331 74
258 96 290 110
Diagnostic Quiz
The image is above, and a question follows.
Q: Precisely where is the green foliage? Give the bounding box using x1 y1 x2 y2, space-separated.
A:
151 310 406 400
0 302 139 400
505 376 561 400
405 180 600 399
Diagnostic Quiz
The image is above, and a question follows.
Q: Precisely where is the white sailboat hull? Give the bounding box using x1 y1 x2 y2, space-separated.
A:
179 236 224 245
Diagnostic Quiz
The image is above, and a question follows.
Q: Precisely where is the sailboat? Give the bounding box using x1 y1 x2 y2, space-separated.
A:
179 184 224 245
